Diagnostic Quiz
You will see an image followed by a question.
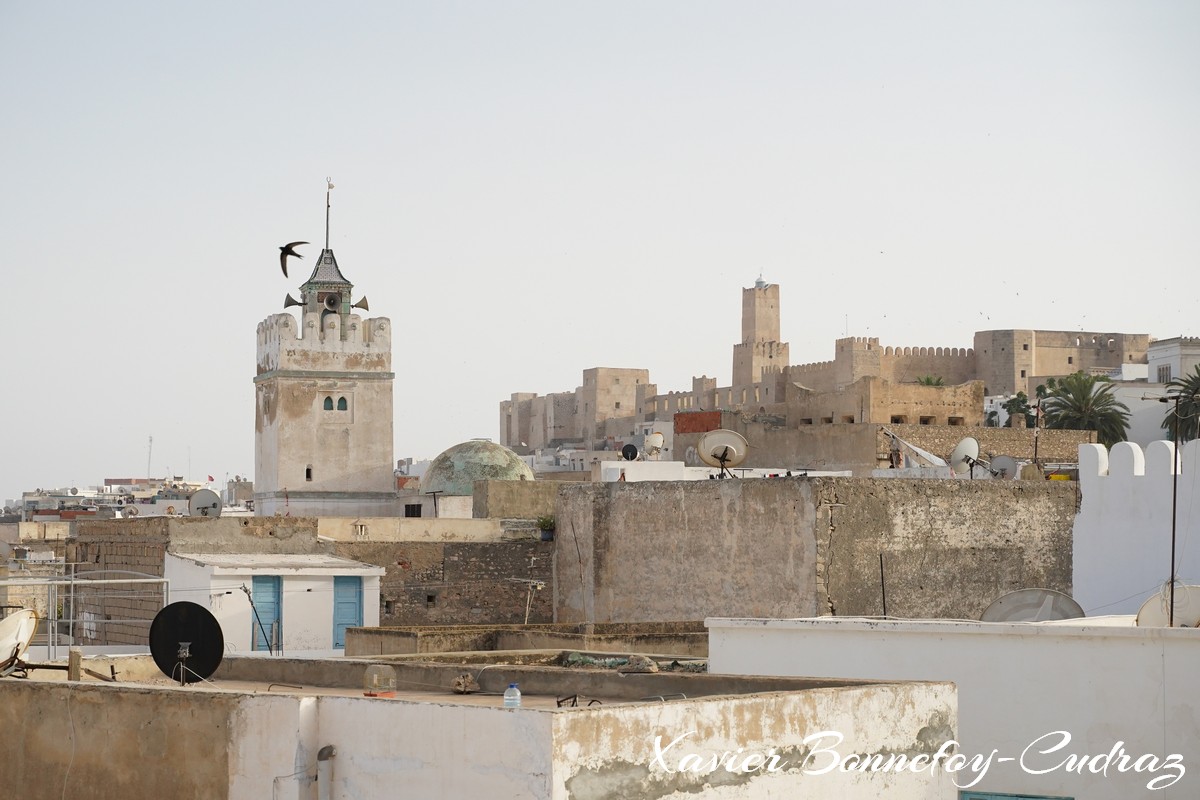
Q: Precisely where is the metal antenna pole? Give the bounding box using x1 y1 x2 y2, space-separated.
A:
325 177 334 249
1169 393 1179 627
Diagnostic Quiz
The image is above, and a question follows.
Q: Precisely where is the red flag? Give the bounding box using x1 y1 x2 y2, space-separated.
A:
208 475 214 482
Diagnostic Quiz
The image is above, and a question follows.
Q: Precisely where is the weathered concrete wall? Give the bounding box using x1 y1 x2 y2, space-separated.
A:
473 479 565 520
812 477 1075 619
553 680 957 800
0 681 306 800
554 480 821 623
335 539 555 626
708 617 1196 800
345 622 708 657
318 516 505 542
555 477 1075 624
885 423 1094 465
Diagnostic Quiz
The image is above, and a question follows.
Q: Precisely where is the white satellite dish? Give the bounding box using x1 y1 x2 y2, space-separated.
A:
0 609 39 669
981 589 1085 622
698 429 749 477
188 489 223 518
949 437 980 475
645 432 665 457
991 455 1020 479
1136 585 1200 628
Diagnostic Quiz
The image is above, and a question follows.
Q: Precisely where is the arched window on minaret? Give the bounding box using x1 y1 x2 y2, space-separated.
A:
337 397 348 411
323 396 334 411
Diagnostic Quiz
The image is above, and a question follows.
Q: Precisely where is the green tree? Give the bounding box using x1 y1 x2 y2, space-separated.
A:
1001 392 1031 427
1041 371 1130 448
916 375 945 386
1162 364 1200 444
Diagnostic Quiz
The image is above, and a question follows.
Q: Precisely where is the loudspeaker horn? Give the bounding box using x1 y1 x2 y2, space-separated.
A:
323 294 340 311
351 296 369 312
283 293 303 309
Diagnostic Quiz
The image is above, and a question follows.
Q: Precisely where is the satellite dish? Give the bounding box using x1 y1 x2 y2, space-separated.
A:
991 455 1019 479
149 602 224 684
1136 586 1200 628
621 443 639 461
645 432 665 456
125 506 139 517
981 589 1085 622
949 437 980 475
70 487 78 496
0 609 39 670
698 429 749 477
188 489 222 518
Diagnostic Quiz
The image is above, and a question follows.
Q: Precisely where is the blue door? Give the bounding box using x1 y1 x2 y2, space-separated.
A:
251 576 281 652
333 576 362 648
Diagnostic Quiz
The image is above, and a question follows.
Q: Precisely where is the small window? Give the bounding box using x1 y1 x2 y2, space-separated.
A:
920 416 934 425
384 600 394 615
891 415 907 424
404 503 422 518
799 418 813 425
1068 357 1073 365
948 416 964 426
337 397 347 411
323 396 334 410
821 417 834 424
426 594 437 608
841 415 855 423
305 466 313 481
1158 365 1172 383
1022 343 1029 351
1020 369 1026 378
615 401 621 410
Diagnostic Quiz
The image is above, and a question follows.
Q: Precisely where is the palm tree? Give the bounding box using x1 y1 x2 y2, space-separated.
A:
1162 364 1200 443
1001 392 1031 427
916 375 945 386
1041 371 1130 448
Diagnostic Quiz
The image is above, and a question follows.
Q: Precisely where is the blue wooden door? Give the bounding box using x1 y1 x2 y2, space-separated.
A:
251 576 281 651
333 576 362 649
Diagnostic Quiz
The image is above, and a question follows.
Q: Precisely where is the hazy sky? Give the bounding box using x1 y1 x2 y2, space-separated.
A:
2 2 1197 502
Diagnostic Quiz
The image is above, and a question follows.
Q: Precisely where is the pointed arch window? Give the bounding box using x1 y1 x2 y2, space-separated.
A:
337 397 348 411
323 396 334 411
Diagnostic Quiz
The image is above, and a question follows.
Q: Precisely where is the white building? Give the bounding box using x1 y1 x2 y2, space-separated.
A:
707 616 1198 800
1149 336 1200 385
1074 441 1200 616
165 552 384 656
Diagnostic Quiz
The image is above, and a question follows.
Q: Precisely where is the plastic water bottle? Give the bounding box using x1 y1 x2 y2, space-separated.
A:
503 683 522 708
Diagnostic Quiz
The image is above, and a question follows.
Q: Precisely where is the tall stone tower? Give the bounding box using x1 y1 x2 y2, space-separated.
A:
732 276 790 387
254 242 395 516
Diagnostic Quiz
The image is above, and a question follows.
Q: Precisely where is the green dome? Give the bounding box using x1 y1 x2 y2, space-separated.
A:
422 440 535 496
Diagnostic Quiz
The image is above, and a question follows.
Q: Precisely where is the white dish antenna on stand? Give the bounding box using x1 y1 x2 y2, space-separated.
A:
188 489 223 518
1136 585 1200 627
698 429 749 478
949 437 997 478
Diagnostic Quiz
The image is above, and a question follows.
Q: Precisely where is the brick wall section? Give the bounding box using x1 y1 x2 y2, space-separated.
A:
68 519 171 646
674 411 723 434
334 540 555 626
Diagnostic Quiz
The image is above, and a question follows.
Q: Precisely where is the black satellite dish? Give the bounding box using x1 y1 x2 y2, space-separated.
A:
621 443 639 461
149 601 224 685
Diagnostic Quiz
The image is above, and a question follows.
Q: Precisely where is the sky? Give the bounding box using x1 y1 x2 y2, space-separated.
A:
2 1 1198 503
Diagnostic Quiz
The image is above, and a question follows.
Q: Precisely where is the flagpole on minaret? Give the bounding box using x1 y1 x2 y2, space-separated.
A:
325 177 334 249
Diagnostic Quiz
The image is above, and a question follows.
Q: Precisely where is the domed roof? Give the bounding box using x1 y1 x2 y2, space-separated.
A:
422 440 535 496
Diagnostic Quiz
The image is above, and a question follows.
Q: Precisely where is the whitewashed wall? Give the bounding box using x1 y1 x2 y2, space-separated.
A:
708 617 1199 800
1075 441 1200 616
163 555 381 656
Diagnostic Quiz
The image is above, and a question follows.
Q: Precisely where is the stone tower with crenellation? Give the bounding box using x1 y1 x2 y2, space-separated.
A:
254 242 395 517
732 276 790 388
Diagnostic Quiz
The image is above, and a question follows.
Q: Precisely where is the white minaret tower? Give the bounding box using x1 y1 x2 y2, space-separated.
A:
253 183 395 516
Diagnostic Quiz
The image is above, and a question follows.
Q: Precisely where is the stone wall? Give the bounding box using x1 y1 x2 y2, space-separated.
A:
554 476 1076 623
885 423 1094 464
334 539 556 626
472 479 565 520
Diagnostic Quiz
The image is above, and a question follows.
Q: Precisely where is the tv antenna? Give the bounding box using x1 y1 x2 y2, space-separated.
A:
949 437 997 479
980 589 1085 622
620 443 639 461
188 488 223 518
644 432 665 460
697 429 749 478
148 602 225 685
1136 584 1200 628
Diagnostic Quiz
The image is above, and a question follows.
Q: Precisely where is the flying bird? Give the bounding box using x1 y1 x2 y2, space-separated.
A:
279 241 308 277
